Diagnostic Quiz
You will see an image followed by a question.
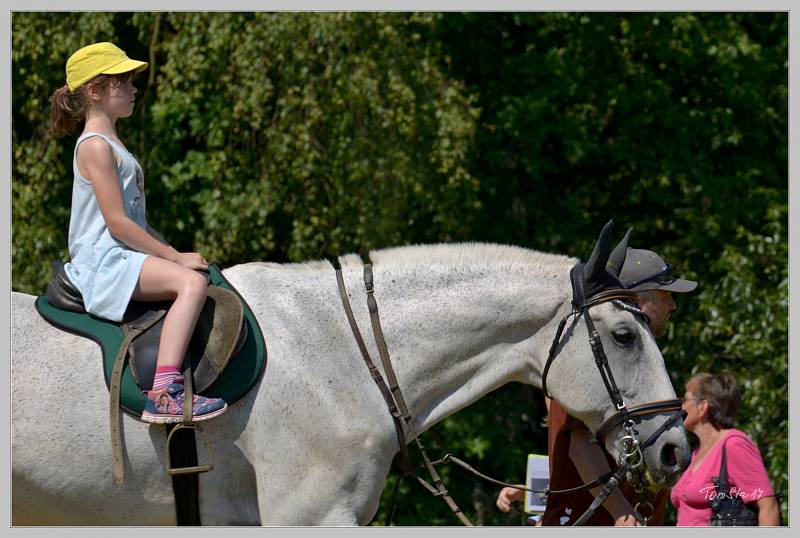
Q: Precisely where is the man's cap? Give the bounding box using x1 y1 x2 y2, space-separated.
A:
618 248 697 293
66 42 148 92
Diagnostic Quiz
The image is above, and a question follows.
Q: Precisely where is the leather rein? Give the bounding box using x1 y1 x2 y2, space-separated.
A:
335 258 684 526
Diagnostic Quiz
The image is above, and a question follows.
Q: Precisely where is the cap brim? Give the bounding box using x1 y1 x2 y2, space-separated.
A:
102 59 148 76
631 278 697 293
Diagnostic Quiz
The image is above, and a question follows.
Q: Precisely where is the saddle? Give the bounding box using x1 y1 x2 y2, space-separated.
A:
36 262 267 488
45 260 246 394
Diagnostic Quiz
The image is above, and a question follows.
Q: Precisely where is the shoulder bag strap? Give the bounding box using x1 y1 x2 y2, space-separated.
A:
718 442 729 490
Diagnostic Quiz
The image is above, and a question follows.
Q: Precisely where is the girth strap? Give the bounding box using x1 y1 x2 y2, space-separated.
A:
110 312 204 525
171 365 203 526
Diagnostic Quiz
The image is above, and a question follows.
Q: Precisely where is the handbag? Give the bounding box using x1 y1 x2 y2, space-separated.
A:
709 441 759 526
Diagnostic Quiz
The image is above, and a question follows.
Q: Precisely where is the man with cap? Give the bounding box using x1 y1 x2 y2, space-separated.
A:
621 248 697 339
496 248 697 526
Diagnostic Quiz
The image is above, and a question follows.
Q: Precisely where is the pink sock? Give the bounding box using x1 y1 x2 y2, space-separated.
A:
152 366 181 392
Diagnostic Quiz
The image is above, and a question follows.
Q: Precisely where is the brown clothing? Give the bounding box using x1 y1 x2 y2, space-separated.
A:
541 400 669 526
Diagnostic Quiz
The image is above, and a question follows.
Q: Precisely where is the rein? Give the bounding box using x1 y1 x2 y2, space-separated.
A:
334 258 684 526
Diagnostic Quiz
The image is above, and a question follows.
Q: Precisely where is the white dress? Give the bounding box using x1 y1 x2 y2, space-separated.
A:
63 132 150 322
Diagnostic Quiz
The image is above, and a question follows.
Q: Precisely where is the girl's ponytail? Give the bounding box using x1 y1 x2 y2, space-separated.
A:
49 84 84 137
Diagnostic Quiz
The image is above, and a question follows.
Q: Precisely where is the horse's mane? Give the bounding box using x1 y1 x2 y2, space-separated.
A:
370 242 573 270
245 243 575 277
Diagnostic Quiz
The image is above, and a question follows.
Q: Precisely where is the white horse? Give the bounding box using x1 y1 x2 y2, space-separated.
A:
11 234 690 525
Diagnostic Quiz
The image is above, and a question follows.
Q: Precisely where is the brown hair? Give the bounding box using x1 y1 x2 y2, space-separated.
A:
687 371 741 428
49 72 135 137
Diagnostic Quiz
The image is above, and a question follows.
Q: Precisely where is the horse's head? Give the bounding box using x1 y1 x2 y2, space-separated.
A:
542 221 691 488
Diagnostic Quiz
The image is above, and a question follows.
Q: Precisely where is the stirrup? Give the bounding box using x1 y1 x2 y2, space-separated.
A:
165 422 215 476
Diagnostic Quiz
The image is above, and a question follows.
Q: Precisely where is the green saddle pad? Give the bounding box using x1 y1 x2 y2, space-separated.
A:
35 263 267 417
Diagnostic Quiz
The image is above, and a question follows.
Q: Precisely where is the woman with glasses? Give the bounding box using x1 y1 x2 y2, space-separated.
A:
671 372 780 525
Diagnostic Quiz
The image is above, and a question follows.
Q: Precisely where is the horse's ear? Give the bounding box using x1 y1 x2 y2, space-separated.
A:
583 220 615 285
606 227 633 278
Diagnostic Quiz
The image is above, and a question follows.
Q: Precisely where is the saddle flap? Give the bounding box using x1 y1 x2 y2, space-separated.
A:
190 286 245 393
128 285 245 393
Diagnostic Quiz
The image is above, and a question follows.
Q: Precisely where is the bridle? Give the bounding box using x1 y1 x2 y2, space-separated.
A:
543 262 683 446
541 261 685 524
335 257 685 526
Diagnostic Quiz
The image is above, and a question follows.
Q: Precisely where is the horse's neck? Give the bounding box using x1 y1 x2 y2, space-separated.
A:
363 245 573 433
226 247 572 435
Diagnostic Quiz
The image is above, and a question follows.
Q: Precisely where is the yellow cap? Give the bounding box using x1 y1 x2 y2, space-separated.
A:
66 42 148 92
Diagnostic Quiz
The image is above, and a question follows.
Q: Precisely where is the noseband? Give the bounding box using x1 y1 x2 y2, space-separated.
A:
541 263 684 480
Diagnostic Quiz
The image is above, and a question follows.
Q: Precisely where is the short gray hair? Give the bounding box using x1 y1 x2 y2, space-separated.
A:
687 371 741 428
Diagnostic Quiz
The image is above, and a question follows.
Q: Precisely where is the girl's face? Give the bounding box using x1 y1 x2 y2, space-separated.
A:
102 75 137 119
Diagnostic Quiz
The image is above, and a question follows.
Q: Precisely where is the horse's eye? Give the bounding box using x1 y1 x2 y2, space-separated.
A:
612 329 635 347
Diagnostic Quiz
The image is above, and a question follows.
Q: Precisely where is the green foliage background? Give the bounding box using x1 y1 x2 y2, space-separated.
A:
12 12 787 525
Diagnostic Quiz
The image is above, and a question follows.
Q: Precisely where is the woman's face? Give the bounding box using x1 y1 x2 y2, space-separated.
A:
681 383 704 432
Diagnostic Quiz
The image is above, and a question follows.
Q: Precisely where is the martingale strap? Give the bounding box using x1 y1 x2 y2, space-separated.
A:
334 265 413 479
335 259 474 527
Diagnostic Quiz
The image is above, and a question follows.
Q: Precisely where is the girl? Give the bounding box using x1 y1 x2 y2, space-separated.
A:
50 42 227 423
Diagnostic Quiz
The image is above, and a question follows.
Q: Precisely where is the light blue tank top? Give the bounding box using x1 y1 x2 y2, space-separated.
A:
63 132 150 322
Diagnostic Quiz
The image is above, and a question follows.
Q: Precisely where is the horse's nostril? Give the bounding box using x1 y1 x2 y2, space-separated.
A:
660 443 679 468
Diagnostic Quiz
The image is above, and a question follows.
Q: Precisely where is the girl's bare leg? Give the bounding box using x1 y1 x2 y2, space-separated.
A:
133 256 226 423
131 256 208 368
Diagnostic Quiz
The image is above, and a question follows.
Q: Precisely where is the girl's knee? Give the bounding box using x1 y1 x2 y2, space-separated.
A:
181 271 208 298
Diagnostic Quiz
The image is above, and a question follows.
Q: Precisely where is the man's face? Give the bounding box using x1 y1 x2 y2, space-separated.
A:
636 290 677 338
